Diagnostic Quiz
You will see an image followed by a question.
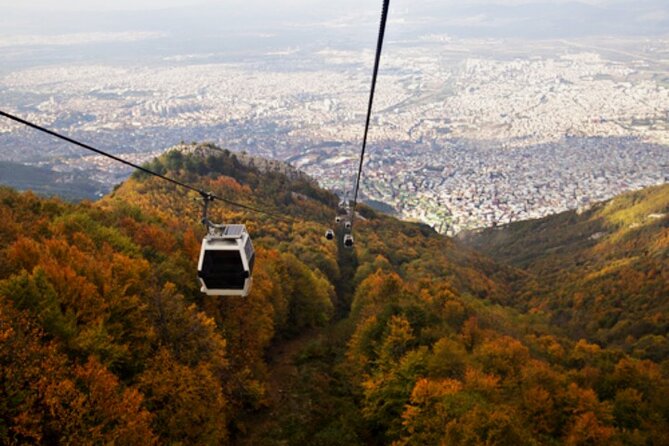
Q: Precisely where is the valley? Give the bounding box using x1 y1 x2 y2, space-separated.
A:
1 145 667 444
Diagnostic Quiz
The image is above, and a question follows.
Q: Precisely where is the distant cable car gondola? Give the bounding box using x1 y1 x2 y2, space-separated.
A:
335 216 342 223
198 194 255 296
325 229 335 240
336 0 389 254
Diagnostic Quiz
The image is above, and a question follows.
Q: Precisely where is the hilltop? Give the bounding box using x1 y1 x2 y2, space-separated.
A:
0 145 667 445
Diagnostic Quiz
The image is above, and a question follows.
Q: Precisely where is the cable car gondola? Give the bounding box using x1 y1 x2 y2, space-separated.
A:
337 197 350 219
197 193 255 296
338 201 349 214
325 229 335 240
198 224 255 296
0 0 391 296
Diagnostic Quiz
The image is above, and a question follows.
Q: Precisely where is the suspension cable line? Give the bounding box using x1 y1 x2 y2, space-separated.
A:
350 0 391 228
0 109 291 221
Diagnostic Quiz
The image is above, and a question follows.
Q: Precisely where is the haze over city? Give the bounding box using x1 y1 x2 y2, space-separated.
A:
1 0 667 232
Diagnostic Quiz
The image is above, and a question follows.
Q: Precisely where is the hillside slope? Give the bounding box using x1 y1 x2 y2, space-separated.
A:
1 145 667 445
0 160 107 201
461 184 669 360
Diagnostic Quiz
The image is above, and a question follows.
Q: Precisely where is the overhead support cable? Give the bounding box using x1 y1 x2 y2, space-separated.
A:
0 110 291 221
350 0 391 228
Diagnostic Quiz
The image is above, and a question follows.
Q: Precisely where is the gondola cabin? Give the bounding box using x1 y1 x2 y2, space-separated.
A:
337 201 349 216
198 224 255 296
343 234 354 248
344 221 352 230
325 229 335 240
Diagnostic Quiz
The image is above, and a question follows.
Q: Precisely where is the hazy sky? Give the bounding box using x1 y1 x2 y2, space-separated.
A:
3 0 207 11
6 0 329 12
1 0 660 12
1 0 667 39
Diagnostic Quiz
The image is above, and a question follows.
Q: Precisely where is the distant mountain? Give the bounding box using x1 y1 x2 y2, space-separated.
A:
1 145 667 445
461 184 669 360
0 160 107 201
413 0 669 38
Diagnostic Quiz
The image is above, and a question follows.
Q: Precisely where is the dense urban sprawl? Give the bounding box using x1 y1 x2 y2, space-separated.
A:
1 37 667 232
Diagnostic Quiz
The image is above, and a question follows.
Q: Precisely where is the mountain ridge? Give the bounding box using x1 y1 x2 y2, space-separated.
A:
0 146 667 444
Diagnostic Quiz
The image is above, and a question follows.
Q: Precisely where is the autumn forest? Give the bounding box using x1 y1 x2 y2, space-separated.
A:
1 144 668 445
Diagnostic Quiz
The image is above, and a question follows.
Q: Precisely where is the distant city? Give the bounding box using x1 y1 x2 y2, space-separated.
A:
1 34 668 233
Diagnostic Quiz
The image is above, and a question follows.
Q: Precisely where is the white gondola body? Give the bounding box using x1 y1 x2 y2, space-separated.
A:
198 224 255 296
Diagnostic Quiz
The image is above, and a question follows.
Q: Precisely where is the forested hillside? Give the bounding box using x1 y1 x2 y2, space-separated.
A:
1 144 668 445
461 185 669 362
